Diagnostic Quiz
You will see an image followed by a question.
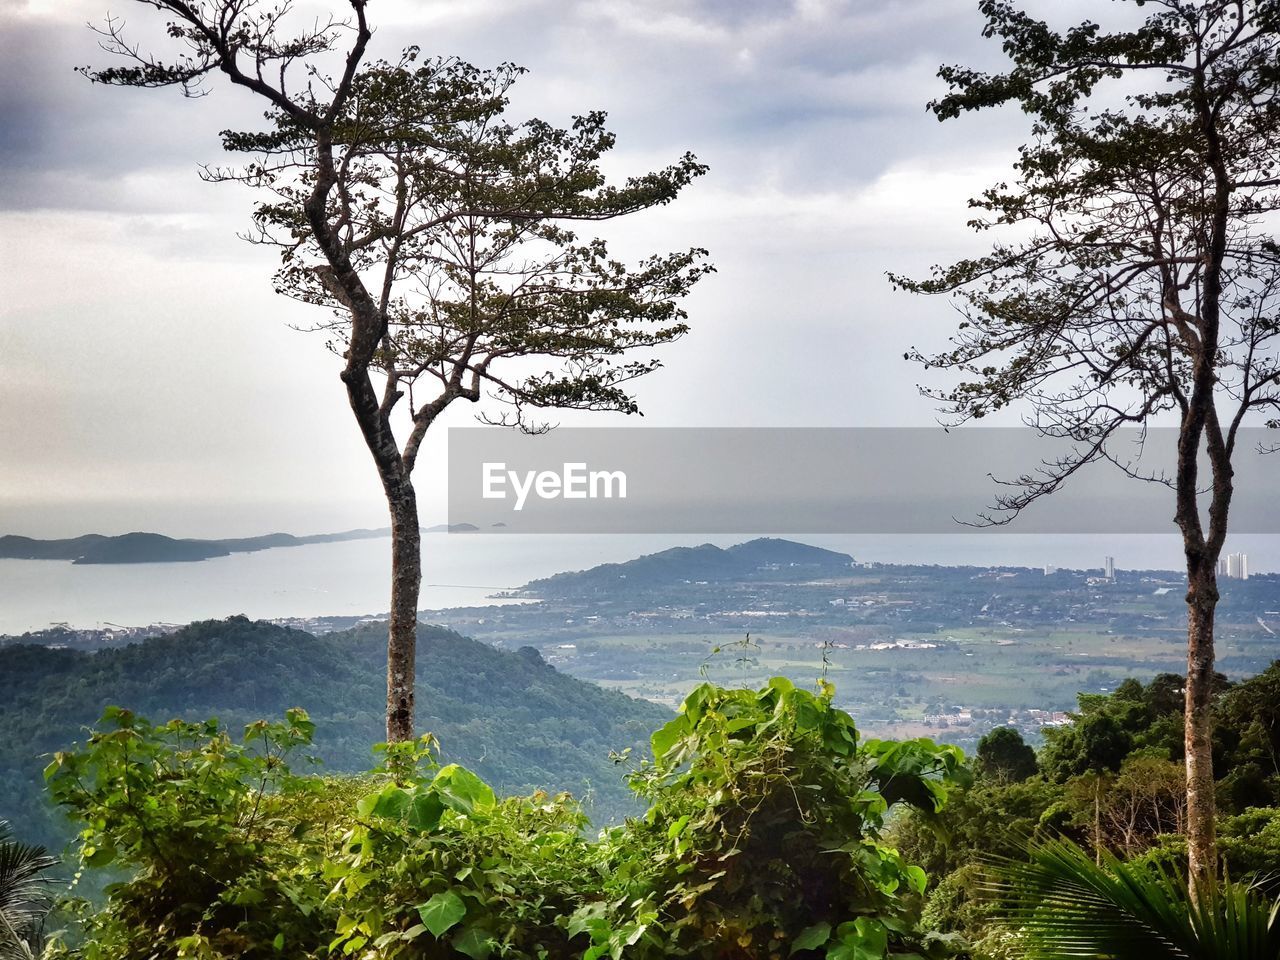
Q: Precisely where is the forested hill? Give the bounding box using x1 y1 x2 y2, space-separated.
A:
0 617 669 849
522 538 854 598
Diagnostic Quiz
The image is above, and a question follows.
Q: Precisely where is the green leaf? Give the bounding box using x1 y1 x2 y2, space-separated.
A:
794 698 823 731
407 788 445 831
433 765 496 815
452 924 494 960
359 784 411 820
826 919 887 960
650 715 689 758
905 864 928 894
417 891 466 938
285 707 315 740
84 842 116 868
566 902 608 939
791 922 832 954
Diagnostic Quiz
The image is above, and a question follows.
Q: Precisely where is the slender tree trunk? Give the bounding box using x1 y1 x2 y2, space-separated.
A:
386 484 421 743
1184 563 1219 892
339 358 422 744
305 117 424 744
1094 777 1103 866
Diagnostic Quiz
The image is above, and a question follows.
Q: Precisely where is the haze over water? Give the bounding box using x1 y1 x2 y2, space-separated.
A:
2 531 1276 635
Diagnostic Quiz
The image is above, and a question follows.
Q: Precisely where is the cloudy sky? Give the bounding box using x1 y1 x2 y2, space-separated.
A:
0 0 1042 537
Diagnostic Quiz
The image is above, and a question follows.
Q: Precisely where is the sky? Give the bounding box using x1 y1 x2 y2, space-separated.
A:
0 0 1062 537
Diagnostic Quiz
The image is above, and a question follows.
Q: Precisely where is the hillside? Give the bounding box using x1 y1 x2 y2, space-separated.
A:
0 617 669 849
522 537 854 598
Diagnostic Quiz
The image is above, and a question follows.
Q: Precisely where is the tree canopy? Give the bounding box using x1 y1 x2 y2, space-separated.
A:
893 0 1280 886
82 2 711 742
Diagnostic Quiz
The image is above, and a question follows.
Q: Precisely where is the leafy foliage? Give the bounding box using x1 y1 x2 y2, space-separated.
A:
887 777 1061 887
45 679 969 960
0 821 58 960
239 53 713 431
45 709 342 960
894 0 1280 882
0 617 668 851
596 678 971 960
985 836 1280 960
893 0 1280 452
326 738 594 960
975 728 1038 785
893 663 1280 951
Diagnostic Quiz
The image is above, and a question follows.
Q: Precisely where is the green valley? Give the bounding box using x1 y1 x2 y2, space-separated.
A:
0 617 667 851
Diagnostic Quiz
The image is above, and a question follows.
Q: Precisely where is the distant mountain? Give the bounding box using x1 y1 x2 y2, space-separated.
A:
0 525 494 564
71 531 233 563
0 528 391 564
0 534 110 561
0 616 668 849
522 537 854 598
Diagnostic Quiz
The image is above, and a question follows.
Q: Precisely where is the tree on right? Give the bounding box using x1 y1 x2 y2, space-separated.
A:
892 0 1280 896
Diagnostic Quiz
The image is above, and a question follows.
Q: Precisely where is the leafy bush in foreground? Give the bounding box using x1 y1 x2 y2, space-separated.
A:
45 708 348 959
45 680 969 960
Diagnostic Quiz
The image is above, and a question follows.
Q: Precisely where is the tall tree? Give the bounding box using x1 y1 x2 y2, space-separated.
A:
892 0 1280 891
83 4 710 742
975 726 1038 783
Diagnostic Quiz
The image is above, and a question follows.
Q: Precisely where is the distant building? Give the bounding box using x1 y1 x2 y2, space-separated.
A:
1104 556 1115 580
1223 552 1250 580
1044 564 1058 576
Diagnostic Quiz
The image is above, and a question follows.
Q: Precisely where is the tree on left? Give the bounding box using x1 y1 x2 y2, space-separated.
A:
81 2 710 743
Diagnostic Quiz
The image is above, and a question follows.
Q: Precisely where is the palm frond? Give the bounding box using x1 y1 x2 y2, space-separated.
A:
984 837 1280 960
0 822 58 959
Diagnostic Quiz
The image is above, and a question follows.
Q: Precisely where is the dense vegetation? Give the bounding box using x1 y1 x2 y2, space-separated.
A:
0 617 668 851
888 662 1280 953
37 678 966 960
9 637 1280 957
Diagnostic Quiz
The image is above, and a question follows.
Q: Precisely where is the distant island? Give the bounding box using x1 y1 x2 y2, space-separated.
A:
518 537 854 598
0 522 477 565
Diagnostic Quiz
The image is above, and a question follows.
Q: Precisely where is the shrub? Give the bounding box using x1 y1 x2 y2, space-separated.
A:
47 681 969 960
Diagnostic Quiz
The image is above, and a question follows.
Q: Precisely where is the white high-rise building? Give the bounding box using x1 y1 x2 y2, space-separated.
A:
1104 556 1115 580
1222 553 1250 580
1044 564 1058 576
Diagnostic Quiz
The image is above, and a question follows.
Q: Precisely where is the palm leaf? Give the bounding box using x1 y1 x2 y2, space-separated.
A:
984 836 1280 960
0 822 57 959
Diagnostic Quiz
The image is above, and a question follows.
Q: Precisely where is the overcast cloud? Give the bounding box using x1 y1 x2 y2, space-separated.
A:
0 0 1046 537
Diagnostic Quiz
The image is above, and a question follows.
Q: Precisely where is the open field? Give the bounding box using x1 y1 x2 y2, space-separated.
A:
435 558 1280 749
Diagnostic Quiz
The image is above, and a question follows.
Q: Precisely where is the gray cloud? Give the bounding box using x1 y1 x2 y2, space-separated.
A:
0 0 1085 535
0 0 1011 208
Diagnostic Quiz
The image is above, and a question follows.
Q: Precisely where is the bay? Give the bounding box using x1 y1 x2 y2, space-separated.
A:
0 531 1275 635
